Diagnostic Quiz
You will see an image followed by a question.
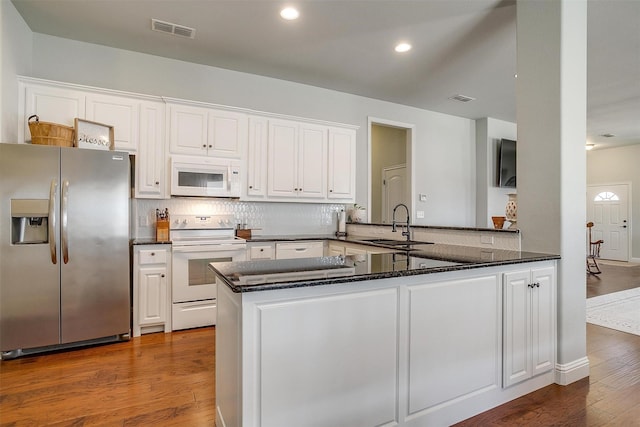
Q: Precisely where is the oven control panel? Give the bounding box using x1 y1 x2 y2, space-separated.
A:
171 214 236 230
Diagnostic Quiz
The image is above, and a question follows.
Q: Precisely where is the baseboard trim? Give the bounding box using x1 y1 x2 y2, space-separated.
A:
555 357 590 385
630 257 640 264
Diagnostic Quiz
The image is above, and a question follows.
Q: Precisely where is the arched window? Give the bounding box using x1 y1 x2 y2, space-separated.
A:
594 191 619 201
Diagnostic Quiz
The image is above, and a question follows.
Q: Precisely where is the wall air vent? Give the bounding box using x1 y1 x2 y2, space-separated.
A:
600 133 616 138
151 19 196 39
449 94 476 103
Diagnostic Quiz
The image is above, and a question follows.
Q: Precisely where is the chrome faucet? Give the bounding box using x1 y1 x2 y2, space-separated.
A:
391 203 411 241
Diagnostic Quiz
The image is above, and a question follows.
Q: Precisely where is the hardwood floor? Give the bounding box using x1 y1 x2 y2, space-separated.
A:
0 328 216 426
1 262 638 426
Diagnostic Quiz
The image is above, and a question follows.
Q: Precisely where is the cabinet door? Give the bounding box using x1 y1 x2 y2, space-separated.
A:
138 265 168 326
86 93 139 152
268 120 298 197
23 84 85 142
207 110 247 158
503 270 531 387
328 127 356 200
275 241 324 259
135 101 166 198
247 116 268 197
530 266 555 377
328 244 346 256
169 104 208 155
298 124 327 199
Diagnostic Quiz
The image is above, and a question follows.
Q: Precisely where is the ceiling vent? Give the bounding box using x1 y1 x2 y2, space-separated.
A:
449 94 476 103
151 19 196 39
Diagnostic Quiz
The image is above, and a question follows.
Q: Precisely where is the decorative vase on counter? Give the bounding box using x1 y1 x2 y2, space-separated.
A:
505 193 518 229
348 205 367 223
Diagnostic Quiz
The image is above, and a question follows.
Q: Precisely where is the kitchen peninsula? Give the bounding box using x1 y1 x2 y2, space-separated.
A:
211 243 559 427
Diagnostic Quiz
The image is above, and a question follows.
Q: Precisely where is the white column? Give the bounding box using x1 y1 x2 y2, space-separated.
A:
516 0 588 384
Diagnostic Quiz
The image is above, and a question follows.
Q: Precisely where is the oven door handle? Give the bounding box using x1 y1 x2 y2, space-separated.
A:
172 244 247 253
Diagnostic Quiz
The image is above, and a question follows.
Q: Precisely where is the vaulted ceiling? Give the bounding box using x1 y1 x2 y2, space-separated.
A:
11 0 640 149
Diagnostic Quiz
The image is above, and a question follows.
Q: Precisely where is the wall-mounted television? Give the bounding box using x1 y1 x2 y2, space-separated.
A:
498 138 516 188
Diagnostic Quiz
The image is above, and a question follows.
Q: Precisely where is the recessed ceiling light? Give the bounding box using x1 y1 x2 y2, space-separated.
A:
395 43 412 53
280 7 299 20
585 143 595 150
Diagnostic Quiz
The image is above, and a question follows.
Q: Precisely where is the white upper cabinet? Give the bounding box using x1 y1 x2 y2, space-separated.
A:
86 93 140 152
267 119 327 200
168 102 247 158
298 123 328 199
22 83 86 142
136 101 166 199
328 127 356 200
21 80 142 153
246 116 268 198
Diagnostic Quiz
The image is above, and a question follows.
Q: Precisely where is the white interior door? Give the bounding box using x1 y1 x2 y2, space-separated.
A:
587 184 630 261
382 165 407 223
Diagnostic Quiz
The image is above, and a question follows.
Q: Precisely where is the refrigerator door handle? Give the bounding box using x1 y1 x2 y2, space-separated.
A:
61 179 69 264
49 179 58 264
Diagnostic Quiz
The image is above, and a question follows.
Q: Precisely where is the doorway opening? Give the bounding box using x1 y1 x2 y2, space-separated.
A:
368 118 414 223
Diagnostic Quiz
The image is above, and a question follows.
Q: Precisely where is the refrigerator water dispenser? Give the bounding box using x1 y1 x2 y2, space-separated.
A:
11 199 49 244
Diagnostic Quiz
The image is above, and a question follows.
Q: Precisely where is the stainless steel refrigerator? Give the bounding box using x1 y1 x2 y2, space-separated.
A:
0 143 130 358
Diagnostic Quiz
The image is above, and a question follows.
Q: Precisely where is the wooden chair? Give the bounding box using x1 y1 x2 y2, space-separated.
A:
587 222 603 275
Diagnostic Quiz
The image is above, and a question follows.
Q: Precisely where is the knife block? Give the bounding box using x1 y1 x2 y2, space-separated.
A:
156 218 170 242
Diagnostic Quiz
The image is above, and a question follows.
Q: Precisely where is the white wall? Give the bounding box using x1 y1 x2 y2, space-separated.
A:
25 33 476 227
475 117 517 228
0 0 32 143
587 144 640 261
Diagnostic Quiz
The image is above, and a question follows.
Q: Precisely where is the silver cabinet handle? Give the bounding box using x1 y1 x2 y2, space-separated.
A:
61 180 69 264
49 180 58 264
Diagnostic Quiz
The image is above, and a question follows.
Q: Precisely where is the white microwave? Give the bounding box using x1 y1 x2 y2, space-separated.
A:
170 155 241 198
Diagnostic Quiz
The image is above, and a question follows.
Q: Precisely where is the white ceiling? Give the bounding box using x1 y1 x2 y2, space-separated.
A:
11 0 640 150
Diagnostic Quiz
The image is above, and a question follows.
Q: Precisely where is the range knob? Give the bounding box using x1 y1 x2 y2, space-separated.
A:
182 219 188 225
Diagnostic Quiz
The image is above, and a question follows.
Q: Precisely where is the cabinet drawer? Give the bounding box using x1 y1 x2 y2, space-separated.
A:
249 244 275 260
276 241 324 259
139 248 168 265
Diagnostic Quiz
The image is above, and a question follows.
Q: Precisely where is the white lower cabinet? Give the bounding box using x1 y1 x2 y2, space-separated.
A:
133 245 171 337
247 242 276 260
503 266 555 387
275 241 324 259
218 264 556 427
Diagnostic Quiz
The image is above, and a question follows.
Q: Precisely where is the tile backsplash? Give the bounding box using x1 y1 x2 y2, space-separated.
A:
133 198 346 239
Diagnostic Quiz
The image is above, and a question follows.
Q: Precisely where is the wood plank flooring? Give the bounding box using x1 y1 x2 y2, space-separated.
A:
0 328 216 426
1 262 638 426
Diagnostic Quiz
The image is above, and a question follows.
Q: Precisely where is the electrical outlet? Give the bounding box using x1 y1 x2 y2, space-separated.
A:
139 215 150 227
419 194 427 202
416 211 425 218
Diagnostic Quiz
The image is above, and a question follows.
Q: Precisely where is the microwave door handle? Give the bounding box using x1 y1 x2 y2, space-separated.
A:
61 180 69 264
49 179 57 264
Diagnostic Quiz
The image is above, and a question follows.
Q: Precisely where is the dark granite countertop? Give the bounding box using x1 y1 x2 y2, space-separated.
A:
131 238 172 245
210 244 559 293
